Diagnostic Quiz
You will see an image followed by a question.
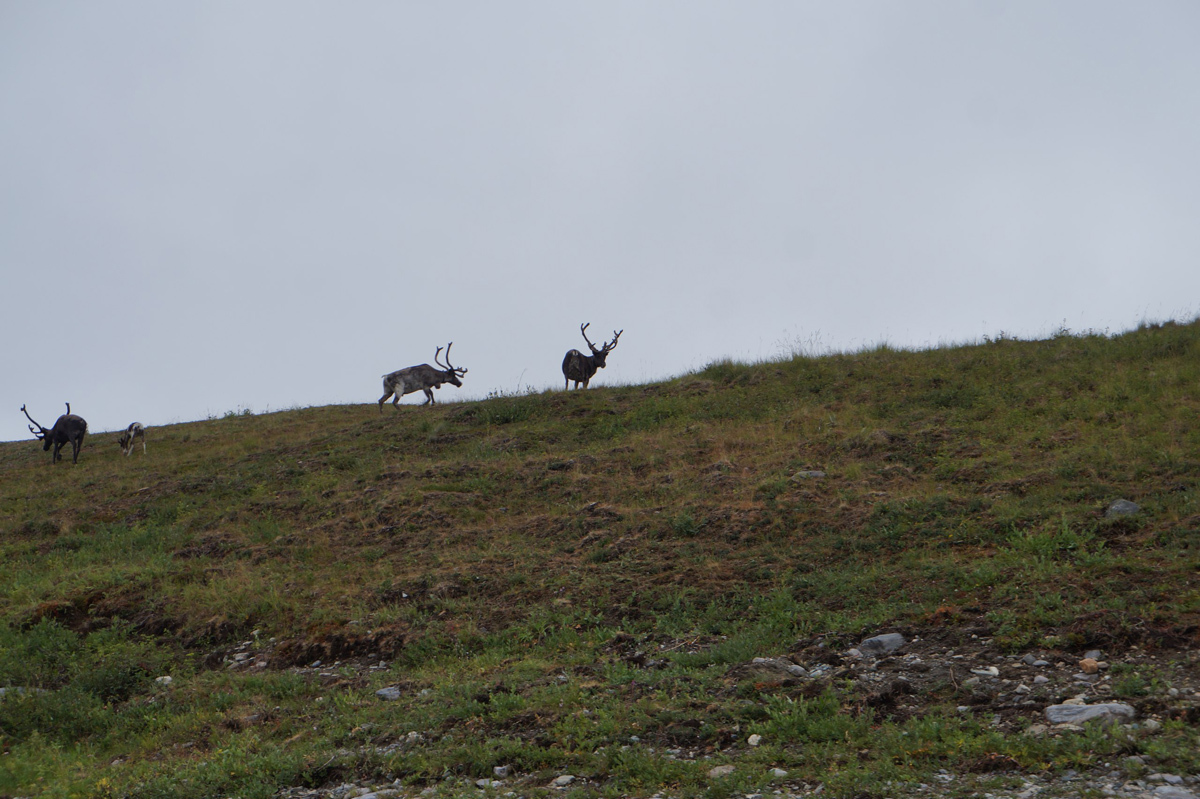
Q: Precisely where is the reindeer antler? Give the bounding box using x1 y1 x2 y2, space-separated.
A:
580 323 599 353
20 404 46 439
433 345 447 369
441 341 467 375
601 329 623 353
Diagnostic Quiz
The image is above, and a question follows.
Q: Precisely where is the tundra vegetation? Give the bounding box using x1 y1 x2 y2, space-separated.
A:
1 321 1199 799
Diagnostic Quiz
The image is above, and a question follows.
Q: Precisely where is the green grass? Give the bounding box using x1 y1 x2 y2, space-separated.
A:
2 320 1199 797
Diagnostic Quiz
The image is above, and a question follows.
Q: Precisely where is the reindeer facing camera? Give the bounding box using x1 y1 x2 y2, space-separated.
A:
562 323 622 389
21 403 88 464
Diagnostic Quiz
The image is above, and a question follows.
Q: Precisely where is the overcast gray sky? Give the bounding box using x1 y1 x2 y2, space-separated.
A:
3 3 1199 443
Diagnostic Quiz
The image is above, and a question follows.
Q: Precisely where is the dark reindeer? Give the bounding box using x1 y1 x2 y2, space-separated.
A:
21 402 88 464
378 342 468 411
562 323 623 389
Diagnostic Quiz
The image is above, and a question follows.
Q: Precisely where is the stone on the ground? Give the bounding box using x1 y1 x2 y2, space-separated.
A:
770 768 789 778
1105 499 1141 518
155 676 173 686
858 633 906 656
790 470 826 480
551 775 576 787
1079 658 1100 674
493 765 509 778
1034 675 1049 684
0 686 48 697
748 733 762 746
749 657 807 677
1044 702 1135 725
708 765 735 778
1084 649 1104 660
1153 787 1199 799
375 686 402 701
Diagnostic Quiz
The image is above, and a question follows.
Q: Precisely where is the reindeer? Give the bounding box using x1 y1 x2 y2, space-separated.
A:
562 323 622 389
378 342 468 411
117 422 146 456
21 403 88 464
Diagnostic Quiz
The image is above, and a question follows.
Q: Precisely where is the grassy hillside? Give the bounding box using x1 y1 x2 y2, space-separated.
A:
2 322 1198 798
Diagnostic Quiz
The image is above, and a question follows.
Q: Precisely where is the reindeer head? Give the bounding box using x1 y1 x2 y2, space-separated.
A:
434 342 468 387
20 404 52 451
580 323 623 369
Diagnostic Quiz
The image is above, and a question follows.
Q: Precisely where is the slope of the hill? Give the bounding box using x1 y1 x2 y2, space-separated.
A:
1 322 1198 799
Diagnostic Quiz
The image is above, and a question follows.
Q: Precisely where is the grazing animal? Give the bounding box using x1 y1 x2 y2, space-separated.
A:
562 323 623 389
118 422 146 456
21 403 88 464
378 342 468 411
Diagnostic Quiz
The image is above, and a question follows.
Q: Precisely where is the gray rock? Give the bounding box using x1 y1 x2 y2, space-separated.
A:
1021 654 1038 665
0 686 49 697
858 633 906 656
791 470 826 480
374 686 403 701
551 775 576 787
1044 702 1135 725
1149 775 1185 785
1084 649 1104 660
770 768 789 778
708 765 735 778
1034 675 1049 684
1154 788 1200 799
492 766 509 778
1105 499 1141 518
747 657 807 678
1032 659 1050 667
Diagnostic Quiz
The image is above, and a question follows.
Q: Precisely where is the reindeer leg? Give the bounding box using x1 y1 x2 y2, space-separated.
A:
378 391 393 413
423 388 435 405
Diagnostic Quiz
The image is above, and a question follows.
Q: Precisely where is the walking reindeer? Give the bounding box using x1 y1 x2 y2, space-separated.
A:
378 343 468 411
562 323 622 389
21 402 88 464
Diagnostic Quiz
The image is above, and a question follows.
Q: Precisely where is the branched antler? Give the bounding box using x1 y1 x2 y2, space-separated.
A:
580 323 598 353
20 404 46 439
601 329 623 353
442 341 467 376
580 323 622 354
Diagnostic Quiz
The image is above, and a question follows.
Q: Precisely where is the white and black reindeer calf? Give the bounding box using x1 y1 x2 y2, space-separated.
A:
117 422 146 456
